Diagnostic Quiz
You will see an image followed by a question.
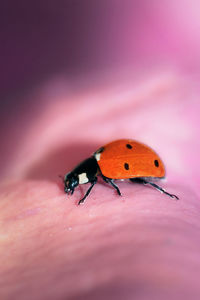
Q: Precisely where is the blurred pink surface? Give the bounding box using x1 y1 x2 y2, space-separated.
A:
0 1 200 300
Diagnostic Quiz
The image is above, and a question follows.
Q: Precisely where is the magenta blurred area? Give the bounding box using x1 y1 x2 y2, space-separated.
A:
0 0 200 182
1 0 200 102
1 3 200 299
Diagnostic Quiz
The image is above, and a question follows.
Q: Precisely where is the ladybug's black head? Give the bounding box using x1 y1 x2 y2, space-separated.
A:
64 172 79 195
64 157 98 198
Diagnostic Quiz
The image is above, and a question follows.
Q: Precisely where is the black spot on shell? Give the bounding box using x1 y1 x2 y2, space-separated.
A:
154 160 159 167
126 144 132 149
124 163 129 170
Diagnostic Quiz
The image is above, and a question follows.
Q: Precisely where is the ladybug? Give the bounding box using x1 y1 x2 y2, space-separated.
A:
64 139 179 205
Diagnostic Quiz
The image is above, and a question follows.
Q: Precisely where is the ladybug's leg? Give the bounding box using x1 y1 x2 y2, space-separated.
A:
101 175 121 196
130 178 179 200
78 178 97 205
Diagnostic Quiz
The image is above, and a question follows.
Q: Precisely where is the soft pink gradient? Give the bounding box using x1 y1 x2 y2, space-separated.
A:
1 1 200 300
1 71 200 300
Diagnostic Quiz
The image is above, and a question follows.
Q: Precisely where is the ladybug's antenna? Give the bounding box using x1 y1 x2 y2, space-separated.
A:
58 175 65 183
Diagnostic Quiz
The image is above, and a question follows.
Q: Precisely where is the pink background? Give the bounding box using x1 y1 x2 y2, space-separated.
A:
0 1 200 299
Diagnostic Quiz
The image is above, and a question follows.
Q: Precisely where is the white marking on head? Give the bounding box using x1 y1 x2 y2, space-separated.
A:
95 153 101 161
78 173 89 184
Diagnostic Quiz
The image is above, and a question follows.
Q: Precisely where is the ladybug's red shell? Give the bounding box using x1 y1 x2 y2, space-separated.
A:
94 139 165 179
